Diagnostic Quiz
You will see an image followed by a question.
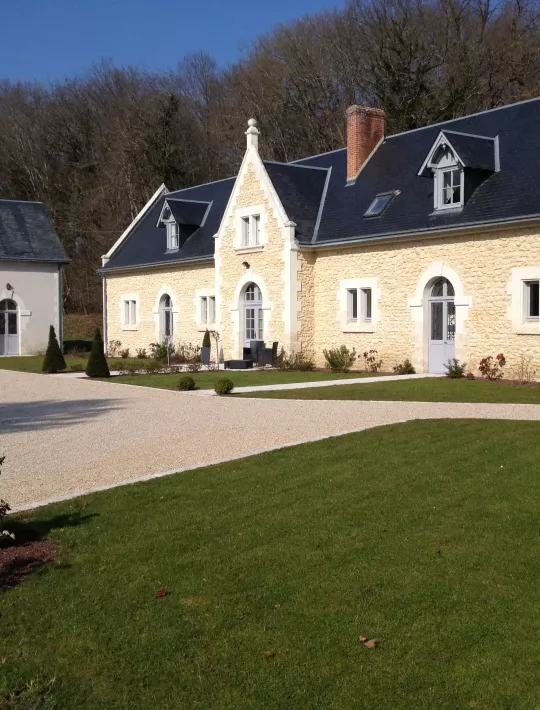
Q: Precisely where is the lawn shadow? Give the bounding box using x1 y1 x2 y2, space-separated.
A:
0 511 97 592
0 398 123 433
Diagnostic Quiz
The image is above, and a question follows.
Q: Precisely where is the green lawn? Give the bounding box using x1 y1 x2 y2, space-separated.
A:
106 370 374 390
0 356 145 374
2 420 540 708
238 375 540 404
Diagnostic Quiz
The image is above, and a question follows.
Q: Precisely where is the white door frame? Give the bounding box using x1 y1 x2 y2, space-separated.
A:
427 279 456 373
0 299 19 356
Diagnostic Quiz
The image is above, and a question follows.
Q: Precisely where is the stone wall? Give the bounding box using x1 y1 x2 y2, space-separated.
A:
105 262 214 355
308 227 540 373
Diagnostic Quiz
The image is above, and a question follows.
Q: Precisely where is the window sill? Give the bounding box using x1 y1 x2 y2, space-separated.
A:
235 245 264 255
342 322 375 334
197 325 216 332
121 325 138 331
165 247 179 254
515 322 540 335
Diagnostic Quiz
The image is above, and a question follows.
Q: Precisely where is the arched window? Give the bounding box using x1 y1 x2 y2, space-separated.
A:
430 278 455 298
243 282 263 345
0 299 18 356
159 294 173 341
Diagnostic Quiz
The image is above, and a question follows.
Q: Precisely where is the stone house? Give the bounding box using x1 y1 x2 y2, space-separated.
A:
0 200 69 356
101 98 540 373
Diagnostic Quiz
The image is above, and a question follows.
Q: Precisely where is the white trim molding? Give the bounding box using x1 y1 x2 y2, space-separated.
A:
282 220 301 351
119 293 140 331
507 266 540 334
230 270 272 359
408 262 472 372
337 277 380 333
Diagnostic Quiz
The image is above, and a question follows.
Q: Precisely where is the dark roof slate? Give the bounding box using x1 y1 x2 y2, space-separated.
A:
263 161 329 243
0 200 69 263
103 96 540 270
440 131 497 172
163 198 210 226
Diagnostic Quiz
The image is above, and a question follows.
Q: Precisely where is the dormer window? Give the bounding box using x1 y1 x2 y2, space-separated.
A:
436 167 463 210
167 221 179 250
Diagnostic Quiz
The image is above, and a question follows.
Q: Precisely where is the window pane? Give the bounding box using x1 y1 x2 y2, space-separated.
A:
201 297 207 323
209 297 215 323
431 279 444 297
362 288 372 320
258 308 263 339
0 315 5 336
447 302 456 341
443 171 452 188
7 312 17 335
253 215 260 244
130 301 136 324
347 289 357 321
245 307 255 340
124 301 130 324
430 301 443 340
242 217 250 246
528 281 540 318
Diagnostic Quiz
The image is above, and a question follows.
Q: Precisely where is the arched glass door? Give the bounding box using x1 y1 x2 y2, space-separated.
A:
0 299 18 355
159 294 173 342
428 278 455 373
244 283 263 346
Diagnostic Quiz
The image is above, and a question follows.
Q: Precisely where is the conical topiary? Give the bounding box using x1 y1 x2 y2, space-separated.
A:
202 329 211 348
86 329 110 378
42 325 66 373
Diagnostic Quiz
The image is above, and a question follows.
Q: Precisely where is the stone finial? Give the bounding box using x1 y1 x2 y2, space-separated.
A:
246 118 259 151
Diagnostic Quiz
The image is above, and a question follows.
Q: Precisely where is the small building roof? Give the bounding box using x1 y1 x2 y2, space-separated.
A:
0 200 69 263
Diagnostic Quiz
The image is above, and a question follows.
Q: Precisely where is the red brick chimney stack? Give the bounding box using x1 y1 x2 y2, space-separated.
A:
346 105 385 181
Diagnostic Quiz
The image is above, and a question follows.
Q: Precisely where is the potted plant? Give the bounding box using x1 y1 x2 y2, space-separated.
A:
201 329 211 366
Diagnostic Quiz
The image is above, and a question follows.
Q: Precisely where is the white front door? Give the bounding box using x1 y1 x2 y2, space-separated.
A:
428 279 455 374
244 283 263 346
0 300 19 356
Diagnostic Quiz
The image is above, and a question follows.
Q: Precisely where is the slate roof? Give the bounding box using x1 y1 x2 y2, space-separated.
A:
0 200 69 263
102 96 540 271
162 198 210 226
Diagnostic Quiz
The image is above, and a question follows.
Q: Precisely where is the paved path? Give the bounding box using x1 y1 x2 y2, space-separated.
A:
2 369 540 512
196 372 442 394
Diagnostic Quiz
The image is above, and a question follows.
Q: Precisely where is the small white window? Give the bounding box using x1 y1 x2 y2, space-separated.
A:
167 222 180 250
525 280 540 320
123 299 137 326
241 215 261 247
209 296 216 324
347 287 371 322
436 167 463 210
201 296 208 324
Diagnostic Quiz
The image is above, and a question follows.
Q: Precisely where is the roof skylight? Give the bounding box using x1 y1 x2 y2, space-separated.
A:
364 191 398 218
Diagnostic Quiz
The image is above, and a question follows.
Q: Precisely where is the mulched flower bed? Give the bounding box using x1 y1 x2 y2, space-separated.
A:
0 540 57 591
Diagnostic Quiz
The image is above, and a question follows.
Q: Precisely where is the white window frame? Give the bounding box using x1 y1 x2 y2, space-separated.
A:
524 280 540 321
339 278 379 333
120 294 139 331
435 166 464 211
195 289 216 330
235 205 266 252
507 268 540 335
166 221 180 250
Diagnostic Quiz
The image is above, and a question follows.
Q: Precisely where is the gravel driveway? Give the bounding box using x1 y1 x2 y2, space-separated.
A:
2 369 540 511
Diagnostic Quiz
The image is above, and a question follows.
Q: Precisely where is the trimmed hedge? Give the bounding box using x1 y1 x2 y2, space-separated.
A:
86 329 110 378
214 378 234 395
42 325 67 373
177 375 196 391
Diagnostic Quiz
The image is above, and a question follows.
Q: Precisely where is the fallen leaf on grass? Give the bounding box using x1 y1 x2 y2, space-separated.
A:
359 635 368 643
1 658 6 664
363 639 377 649
154 587 168 598
264 650 275 659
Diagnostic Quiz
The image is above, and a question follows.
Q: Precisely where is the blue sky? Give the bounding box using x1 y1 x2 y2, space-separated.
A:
0 0 343 84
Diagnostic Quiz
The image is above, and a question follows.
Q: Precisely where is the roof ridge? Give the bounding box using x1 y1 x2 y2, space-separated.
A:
264 159 330 172
0 199 44 205
168 175 236 195
289 147 346 164
386 96 540 139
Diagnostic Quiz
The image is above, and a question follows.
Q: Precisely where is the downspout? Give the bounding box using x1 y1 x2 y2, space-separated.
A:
58 264 64 346
102 275 108 354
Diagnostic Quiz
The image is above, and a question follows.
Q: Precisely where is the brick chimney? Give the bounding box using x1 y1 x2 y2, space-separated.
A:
346 105 385 181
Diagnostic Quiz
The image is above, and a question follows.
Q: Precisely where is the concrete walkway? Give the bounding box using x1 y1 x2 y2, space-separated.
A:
2 369 540 512
196 372 442 394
